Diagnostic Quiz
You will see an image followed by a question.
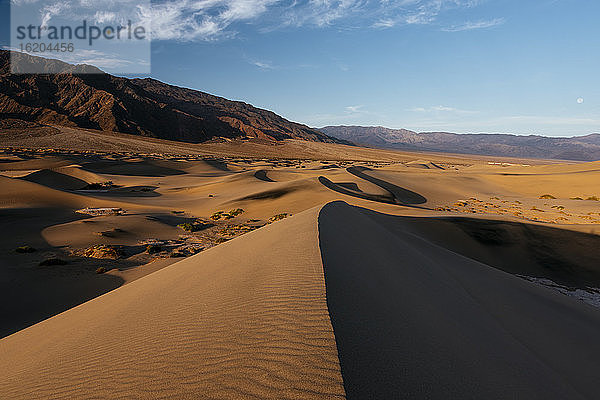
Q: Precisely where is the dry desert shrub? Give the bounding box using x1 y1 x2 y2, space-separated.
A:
82 245 125 260
39 257 68 266
146 244 162 254
15 246 36 253
268 213 290 223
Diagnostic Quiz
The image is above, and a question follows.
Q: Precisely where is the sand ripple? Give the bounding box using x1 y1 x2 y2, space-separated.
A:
0 207 345 399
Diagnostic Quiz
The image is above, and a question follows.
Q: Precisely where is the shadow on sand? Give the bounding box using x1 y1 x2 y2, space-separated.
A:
318 201 600 399
318 166 427 207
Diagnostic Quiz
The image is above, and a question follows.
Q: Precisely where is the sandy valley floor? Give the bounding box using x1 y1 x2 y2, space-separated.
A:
1 130 600 398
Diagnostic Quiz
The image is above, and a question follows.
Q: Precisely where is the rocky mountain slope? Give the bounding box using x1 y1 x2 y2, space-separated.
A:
320 126 600 161
0 51 340 143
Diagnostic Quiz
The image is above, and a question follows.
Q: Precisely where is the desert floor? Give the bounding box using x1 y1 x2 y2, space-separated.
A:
1 128 600 399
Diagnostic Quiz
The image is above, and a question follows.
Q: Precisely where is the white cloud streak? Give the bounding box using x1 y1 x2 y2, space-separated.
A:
137 0 494 40
15 0 499 41
408 105 477 114
345 104 364 113
442 17 505 32
251 60 276 69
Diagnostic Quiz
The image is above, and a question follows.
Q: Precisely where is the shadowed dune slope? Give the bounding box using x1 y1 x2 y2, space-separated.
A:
319 201 600 400
346 167 427 205
20 169 88 191
0 207 345 400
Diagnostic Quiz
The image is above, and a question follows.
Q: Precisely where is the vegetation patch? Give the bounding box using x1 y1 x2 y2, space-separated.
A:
97 228 126 238
210 211 225 221
81 245 125 260
268 213 290 223
76 207 124 216
82 181 115 190
15 245 36 253
210 209 245 220
177 221 213 232
95 267 107 274
39 257 68 266
146 244 163 254
226 208 245 218
539 194 557 199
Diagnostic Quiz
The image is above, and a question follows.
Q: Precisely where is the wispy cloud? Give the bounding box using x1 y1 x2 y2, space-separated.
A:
40 1 69 28
408 105 478 114
138 0 489 41
372 0 483 29
305 103 385 125
14 0 499 41
345 104 364 113
251 60 276 70
442 18 505 32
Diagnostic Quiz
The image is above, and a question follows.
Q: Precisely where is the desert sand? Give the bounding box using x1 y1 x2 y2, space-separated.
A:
320 201 600 399
1 129 600 398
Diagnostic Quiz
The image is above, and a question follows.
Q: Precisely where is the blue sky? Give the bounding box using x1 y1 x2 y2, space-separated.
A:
2 0 599 136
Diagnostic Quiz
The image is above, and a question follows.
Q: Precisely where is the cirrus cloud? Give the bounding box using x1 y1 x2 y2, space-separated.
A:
140 0 495 40
442 17 505 32
16 0 499 41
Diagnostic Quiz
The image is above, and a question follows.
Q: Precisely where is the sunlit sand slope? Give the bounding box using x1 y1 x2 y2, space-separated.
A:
319 201 600 399
0 207 345 400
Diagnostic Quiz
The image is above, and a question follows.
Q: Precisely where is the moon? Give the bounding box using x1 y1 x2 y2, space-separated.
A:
577 98 584 104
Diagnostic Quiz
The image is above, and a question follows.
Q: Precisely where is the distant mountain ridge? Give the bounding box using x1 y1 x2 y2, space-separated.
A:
320 126 600 161
0 51 342 144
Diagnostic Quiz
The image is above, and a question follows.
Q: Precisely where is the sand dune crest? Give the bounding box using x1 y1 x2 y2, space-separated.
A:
0 207 345 399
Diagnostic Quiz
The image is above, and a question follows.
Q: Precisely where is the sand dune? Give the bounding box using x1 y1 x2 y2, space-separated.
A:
0 207 345 399
4 200 600 399
21 168 89 191
346 166 428 206
406 160 444 169
1 141 600 398
319 201 600 399
254 169 275 182
318 176 396 205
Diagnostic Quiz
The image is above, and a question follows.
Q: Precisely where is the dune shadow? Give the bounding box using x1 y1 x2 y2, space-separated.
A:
20 169 88 191
318 201 600 399
18 170 161 197
145 214 197 227
404 216 600 288
81 186 162 197
347 166 427 205
318 167 427 207
80 160 186 177
0 207 124 338
236 187 295 201
319 176 395 204
336 182 361 191
254 170 275 182
203 158 230 172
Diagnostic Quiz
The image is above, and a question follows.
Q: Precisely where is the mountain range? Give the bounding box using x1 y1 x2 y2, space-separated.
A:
2 51 599 161
0 51 340 143
320 126 600 161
